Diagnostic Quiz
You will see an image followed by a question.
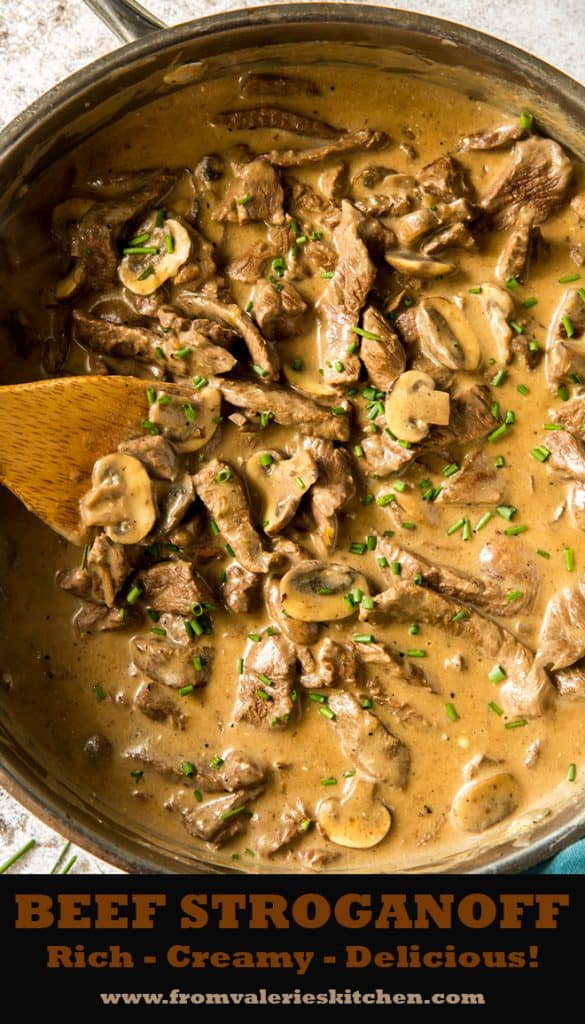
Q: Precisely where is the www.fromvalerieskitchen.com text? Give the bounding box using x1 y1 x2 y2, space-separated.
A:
99 988 486 1006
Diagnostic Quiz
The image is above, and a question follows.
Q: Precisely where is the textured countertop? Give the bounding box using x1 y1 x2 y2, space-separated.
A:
0 0 583 874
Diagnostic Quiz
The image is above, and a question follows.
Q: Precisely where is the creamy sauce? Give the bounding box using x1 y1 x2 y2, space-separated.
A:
1 61 585 872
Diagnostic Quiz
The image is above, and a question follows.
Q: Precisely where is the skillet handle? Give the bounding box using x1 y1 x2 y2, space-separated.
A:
83 0 165 42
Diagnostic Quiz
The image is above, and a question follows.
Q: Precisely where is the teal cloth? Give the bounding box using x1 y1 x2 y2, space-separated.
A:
528 837 585 874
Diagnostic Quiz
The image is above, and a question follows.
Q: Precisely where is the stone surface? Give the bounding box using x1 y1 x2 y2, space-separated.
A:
0 0 583 874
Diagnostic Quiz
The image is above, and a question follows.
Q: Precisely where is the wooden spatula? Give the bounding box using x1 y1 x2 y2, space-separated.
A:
0 375 163 545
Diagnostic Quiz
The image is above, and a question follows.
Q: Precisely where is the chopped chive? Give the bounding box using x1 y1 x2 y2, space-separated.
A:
49 840 72 875
531 445 551 462
564 547 575 571
93 682 106 702
505 409 516 425
391 560 401 576
442 462 459 478
544 423 564 430
257 674 273 688
536 548 550 559
157 394 171 407
362 494 374 506
296 476 306 490
128 231 151 246
505 525 528 535
183 402 196 424
310 230 324 241
155 345 165 359
366 535 377 551
445 702 459 722
210 755 224 769
255 688 271 701
506 590 523 602
376 493 395 507
351 326 382 341
322 271 334 279
393 479 407 492
321 777 338 786
225 543 236 557
491 400 501 420
517 384 529 396
220 805 248 821
193 655 203 671
413 572 423 585
488 701 504 717
130 769 143 782
353 633 375 643
80 543 91 572
151 626 167 637
377 556 389 568
353 444 364 458
155 208 165 227
237 193 253 205
349 542 367 555
361 597 375 610
123 245 158 255
164 233 174 253
509 320 523 334
520 110 533 131
179 684 194 696
209 518 220 536
215 467 232 483
137 266 154 281
488 664 507 683
61 855 78 876
309 693 327 704
487 423 508 442
181 761 195 777
447 517 466 536
474 511 494 532
496 505 517 521
331 406 346 416
259 453 273 468
409 623 420 635
348 342 358 354
505 718 528 730
248 632 261 642
350 588 363 604
451 610 467 624
334 360 344 372
237 657 244 675
291 357 303 371
252 364 268 378
462 518 472 542
141 418 159 435
192 375 208 390
522 297 538 308
403 648 426 658
562 315 575 338
174 346 192 360
568 763 577 782
402 521 416 531
319 706 336 720
344 594 355 610
492 369 507 387
558 384 570 401
290 689 297 702
505 276 519 291
468 285 483 294
194 789 203 802
126 584 143 605
342 769 356 778
559 273 581 284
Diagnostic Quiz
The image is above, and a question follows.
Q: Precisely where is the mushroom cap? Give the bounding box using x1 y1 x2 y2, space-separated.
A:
451 772 520 833
385 369 450 443
119 217 191 296
317 778 392 849
80 452 157 544
279 561 369 622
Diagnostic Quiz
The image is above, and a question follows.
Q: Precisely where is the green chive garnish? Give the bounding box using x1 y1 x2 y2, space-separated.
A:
445 702 459 721
488 665 507 683
564 547 575 571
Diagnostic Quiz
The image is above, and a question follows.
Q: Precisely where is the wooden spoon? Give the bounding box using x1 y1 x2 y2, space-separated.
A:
0 375 179 545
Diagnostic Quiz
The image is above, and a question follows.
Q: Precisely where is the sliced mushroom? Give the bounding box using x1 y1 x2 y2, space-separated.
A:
80 453 156 544
317 777 391 849
264 574 320 645
451 772 521 833
385 370 450 443
279 561 368 622
55 261 86 301
119 217 191 295
149 386 221 452
463 283 514 365
393 208 439 247
416 296 481 371
384 250 456 278
245 448 318 535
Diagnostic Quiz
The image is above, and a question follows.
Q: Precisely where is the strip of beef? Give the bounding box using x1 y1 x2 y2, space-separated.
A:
134 681 186 728
73 601 141 637
69 169 177 290
427 384 494 448
234 635 297 729
319 201 375 385
495 207 543 284
193 458 277 573
174 291 280 381
554 661 585 699
130 635 213 689
59 534 130 607
567 482 585 530
478 537 541 614
221 563 261 613
295 848 340 870
256 802 310 856
422 222 475 256
118 435 179 481
135 560 214 615
360 432 418 478
239 72 320 98
168 786 264 846
124 743 183 780
287 177 341 231
261 128 389 168
536 581 585 671
300 638 359 689
216 158 285 225
192 749 268 793
319 161 349 202
362 577 553 718
226 241 278 282
545 428 585 482
352 640 435 690
157 306 239 348
545 288 585 390
72 311 161 363
163 322 237 377
417 155 471 202
480 137 573 228
252 279 307 339
218 379 350 441
437 449 505 505
359 306 406 390
551 395 585 435
213 107 340 138
327 691 410 789
301 436 356 552
457 123 525 151
377 536 538 617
